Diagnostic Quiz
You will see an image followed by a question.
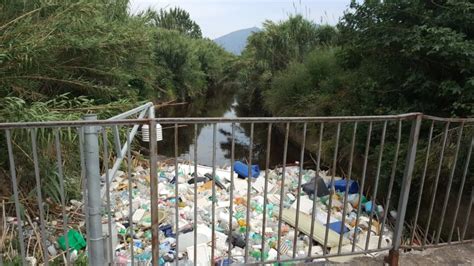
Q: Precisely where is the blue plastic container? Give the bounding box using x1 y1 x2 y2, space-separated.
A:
233 161 260 178
333 179 359 194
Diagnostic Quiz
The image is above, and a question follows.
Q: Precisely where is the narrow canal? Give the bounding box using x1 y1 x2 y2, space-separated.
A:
156 91 304 168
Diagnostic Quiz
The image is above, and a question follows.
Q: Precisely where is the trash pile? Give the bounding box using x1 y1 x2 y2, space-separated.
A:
106 161 394 265
2 200 88 264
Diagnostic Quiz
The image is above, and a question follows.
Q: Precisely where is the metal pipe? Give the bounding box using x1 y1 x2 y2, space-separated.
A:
212 123 217 263
308 123 324 257
423 122 450 246
101 128 114 264
365 121 387 250
392 115 422 250
4 112 474 130
0 112 426 129
410 121 434 246
448 137 473 243
435 123 464 243
461 189 473 241
112 126 122 157
103 108 149 191
78 127 92 265
83 114 104 265
228 123 236 262
151 114 423 124
55 129 70 265
107 102 153 120
323 122 341 254
422 114 474 123
149 107 160 265
193 124 198 265
30 129 49 265
338 122 358 253
378 120 402 249
5 130 26 265
127 129 135 264
352 122 373 252
277 123 290 261
0 118 148 129
293 123 307 258
244 123 254 262
174 124 179 266
260 123 272 262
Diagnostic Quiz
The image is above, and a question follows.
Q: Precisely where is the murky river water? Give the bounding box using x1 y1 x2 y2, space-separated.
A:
156 93 303 168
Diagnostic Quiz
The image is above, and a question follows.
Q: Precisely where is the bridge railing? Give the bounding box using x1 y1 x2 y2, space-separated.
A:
0 111 472 265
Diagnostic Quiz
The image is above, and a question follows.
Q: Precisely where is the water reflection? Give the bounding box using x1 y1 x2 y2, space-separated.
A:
156 93 303 168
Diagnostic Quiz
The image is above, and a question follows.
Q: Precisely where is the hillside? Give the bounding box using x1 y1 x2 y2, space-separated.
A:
214 27 260 55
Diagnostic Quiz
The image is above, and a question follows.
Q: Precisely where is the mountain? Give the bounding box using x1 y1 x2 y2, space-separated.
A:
214 27 260 55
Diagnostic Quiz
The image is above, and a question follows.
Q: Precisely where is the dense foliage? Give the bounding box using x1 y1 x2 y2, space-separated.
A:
153 29 233 100
338 1 473 117
238 15 338 113
0 1 233 109
0 0 155 104
239 1 473 118
0 1 233 207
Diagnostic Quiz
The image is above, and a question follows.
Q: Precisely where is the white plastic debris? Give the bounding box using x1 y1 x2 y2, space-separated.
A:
48 245 57 256
132 209 146 223
187 243 210 266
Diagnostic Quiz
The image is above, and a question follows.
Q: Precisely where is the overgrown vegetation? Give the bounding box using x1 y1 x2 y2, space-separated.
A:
237 1 473 241
0 0 234 210
240 2 473 118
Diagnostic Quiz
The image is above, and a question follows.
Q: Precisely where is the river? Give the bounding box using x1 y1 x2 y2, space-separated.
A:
155 91 304 168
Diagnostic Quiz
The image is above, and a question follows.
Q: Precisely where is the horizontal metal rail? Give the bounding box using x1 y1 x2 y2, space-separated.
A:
4 113 474 130
151 113 422 123
422 114 474 123
0 118 149 129
107 102 153 121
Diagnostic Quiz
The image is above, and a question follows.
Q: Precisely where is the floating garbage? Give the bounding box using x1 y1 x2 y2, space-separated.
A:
233 161 260 178
328 221 350 234
302 176 329 197
333 179 359 194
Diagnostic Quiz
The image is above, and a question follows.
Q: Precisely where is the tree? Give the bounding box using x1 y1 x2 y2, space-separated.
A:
153 29 234 100
150 7 202 39
338 0 474 117
238 15 338 112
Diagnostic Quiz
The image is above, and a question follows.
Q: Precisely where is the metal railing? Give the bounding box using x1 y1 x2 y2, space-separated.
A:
0 108 472 266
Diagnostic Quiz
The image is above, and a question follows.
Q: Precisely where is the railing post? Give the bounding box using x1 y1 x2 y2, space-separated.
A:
148 106 160 265
386 114 422 265
83 114 105 265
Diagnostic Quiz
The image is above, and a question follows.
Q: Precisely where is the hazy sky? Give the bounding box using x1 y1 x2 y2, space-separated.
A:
130 0 351 39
